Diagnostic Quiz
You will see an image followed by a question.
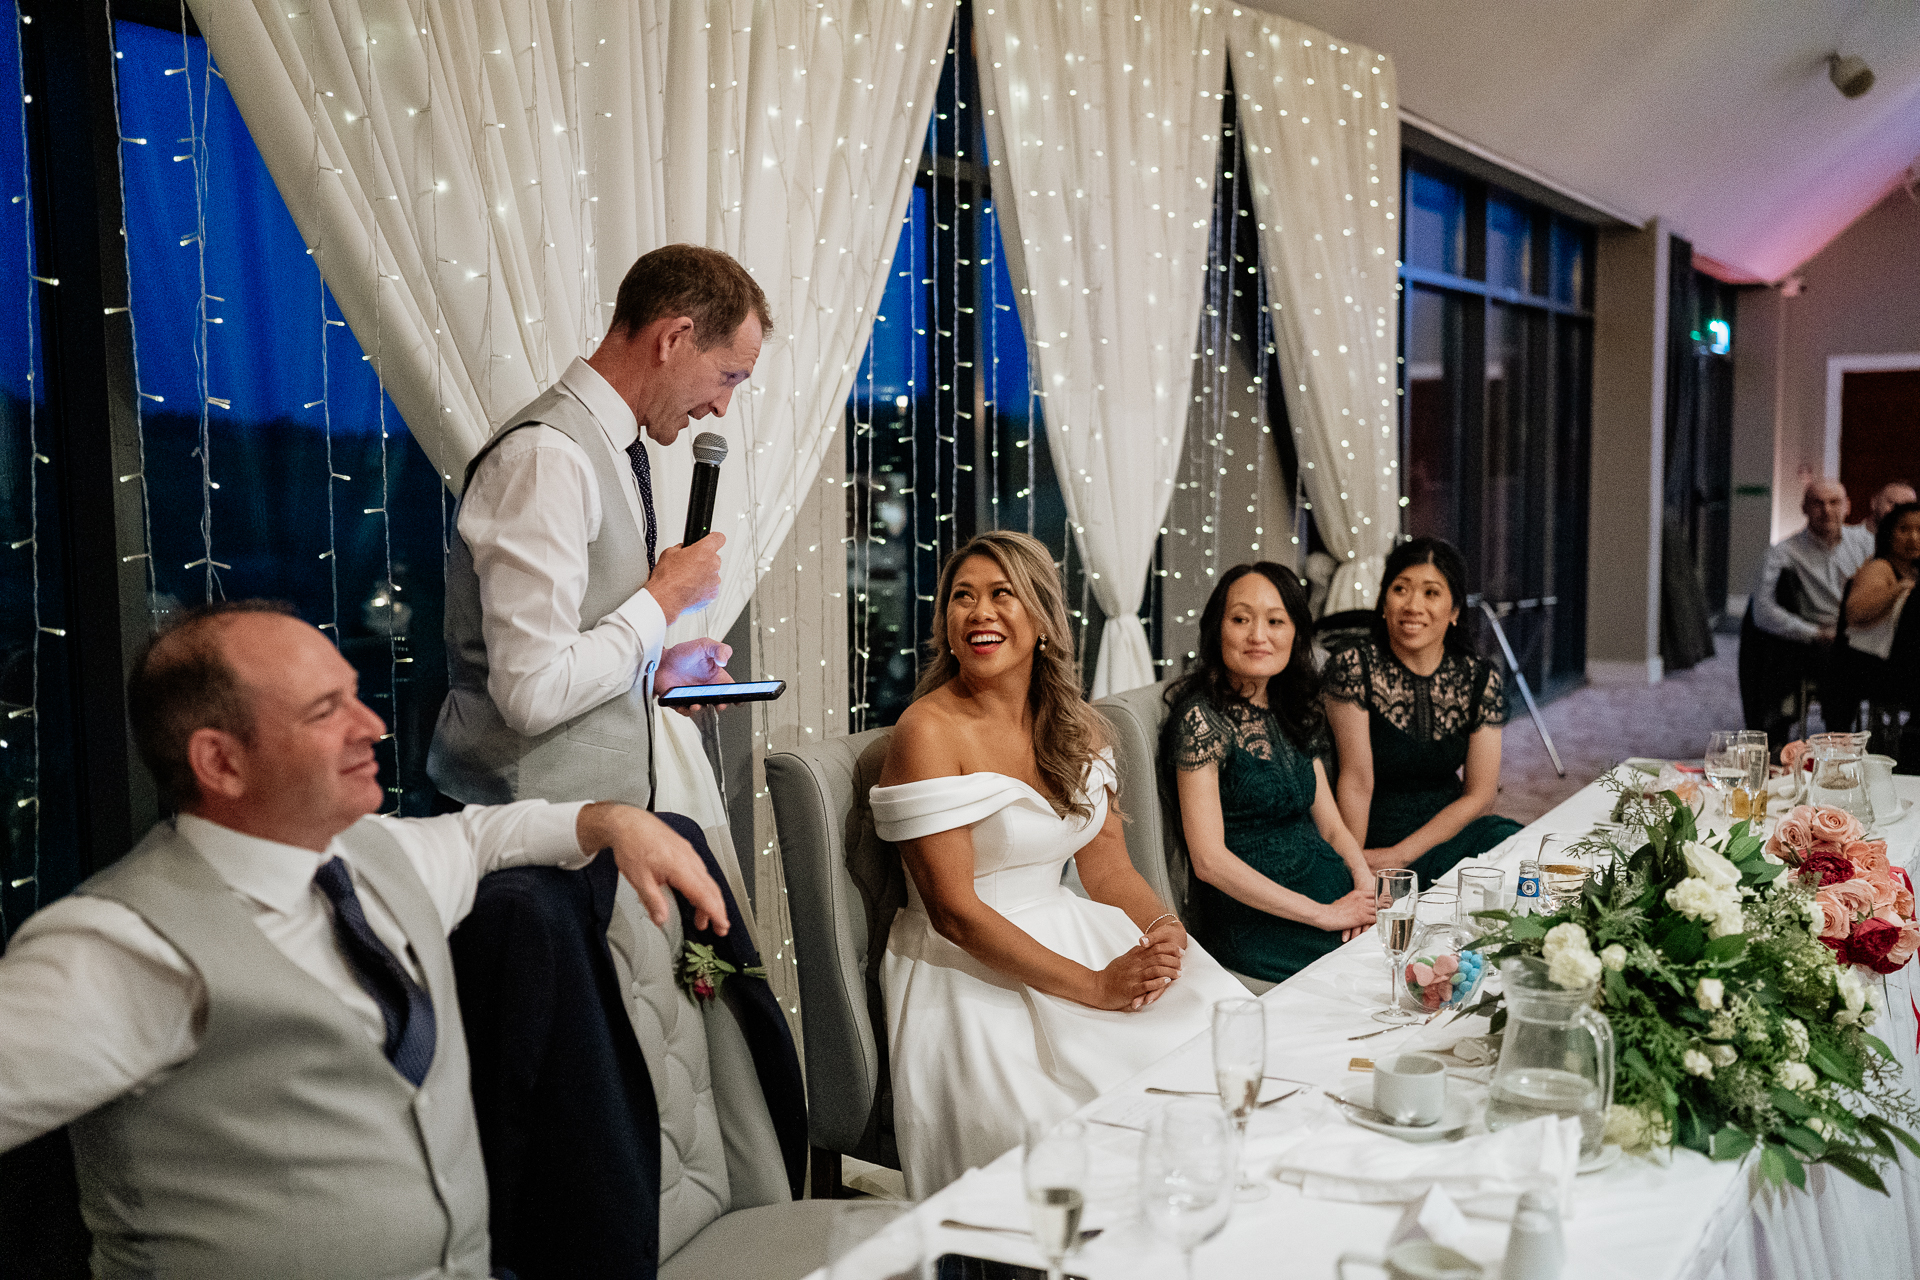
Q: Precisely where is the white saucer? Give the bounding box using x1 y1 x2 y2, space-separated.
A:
1338 1084 1474 1143
1878 799 1913 826
1578 1143 1623 1174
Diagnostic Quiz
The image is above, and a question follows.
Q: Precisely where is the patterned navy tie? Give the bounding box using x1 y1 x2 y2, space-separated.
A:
312 856 437 1087
625 437 659 573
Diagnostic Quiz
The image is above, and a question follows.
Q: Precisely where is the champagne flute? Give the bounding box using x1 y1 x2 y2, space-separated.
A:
1734 729 1770 821
1372 869 1420 1025
1138 1100 1235 1280
1211 999 1268 1202
1023 1118 1088 1280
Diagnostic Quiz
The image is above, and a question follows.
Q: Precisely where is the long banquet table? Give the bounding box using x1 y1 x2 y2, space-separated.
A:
860 772 1920 1280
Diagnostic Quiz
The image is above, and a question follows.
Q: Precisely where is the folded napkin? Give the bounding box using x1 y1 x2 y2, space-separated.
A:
1263 1097 1581 1220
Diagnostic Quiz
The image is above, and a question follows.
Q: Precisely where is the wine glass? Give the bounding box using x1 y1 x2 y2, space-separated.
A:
1022 1118 1089 1280
1703 731 1746 826
1138 1100 1235 1280
1211 999 1268 1202
1372 869 1420 1025
1536 833 1589 911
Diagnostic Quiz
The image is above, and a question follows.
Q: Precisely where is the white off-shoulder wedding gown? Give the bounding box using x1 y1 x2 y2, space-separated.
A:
871 753 1250 1195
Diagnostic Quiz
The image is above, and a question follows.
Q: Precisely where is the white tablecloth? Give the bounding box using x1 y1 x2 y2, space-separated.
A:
875 774 1920 1280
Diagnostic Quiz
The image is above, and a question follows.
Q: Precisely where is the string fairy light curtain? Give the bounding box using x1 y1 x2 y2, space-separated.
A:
183 0 952 993
975 0 1223 699
1220 9 1400 612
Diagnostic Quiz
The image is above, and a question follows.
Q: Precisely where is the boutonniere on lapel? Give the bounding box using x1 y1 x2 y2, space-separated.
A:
676 940 767 1004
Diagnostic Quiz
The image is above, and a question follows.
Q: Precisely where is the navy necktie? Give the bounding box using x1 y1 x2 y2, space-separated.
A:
625 437 659 573
313 856 436 1087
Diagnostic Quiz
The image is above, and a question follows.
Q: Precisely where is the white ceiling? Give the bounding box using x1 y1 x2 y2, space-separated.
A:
1240 0 1920 282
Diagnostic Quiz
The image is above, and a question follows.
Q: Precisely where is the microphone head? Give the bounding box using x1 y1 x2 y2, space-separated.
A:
691 432 729 466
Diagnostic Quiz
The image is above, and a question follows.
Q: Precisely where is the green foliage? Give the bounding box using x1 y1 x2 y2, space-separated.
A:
1469 767 1920 1195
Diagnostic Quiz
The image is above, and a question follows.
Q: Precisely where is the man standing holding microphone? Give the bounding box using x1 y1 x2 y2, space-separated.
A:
430 244 767 809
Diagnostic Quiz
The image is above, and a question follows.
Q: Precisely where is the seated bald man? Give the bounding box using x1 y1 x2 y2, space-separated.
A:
0 601 726 1280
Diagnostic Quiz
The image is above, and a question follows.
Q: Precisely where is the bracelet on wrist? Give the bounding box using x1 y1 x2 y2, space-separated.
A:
1142 912 1180 935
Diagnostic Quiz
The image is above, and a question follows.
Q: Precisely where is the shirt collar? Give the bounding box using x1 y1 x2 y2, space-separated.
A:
175 812 338 917
557 357 640 452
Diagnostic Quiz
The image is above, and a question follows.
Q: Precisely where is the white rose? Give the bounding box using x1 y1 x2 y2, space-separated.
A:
1695 977 1725 1011
1707 898 1745 939
1667 877 1723 921
1710 1043 1738 1068
1600 944 1628 971
1774 1061 1818 1093
1547 946 1602 991
1682 840 1742 890
1683 1048 1715 1079
1603 1104 1655 1153
1543 922 1592 964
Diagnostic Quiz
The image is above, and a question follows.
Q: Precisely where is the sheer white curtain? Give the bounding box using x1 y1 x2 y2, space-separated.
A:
1221 12 1401 612
976 0 1223 698
189 0 952 990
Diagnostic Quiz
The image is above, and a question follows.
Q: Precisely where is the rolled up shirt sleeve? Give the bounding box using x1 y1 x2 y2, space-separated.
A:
460 430 663 737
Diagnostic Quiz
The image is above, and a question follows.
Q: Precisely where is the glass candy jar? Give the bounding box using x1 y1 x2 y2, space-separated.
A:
1397 919 1488 1014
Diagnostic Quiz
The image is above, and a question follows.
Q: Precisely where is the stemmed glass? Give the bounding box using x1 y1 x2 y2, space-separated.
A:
1735 729 1770 821
1372 869 1420 1024
1138 1099 1235 1280
1023 1118 1089 1280
1211 999 1269 1202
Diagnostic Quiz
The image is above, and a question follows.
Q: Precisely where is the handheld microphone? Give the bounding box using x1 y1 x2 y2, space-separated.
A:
682 431 729 545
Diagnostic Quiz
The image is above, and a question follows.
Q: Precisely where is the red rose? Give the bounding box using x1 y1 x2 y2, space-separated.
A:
1844 917 1906 975
1799 850 1857 888
693 976 715 1001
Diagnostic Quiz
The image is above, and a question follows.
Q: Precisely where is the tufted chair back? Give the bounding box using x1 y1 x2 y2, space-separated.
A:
1093 678 1189 914
602 878 791 1257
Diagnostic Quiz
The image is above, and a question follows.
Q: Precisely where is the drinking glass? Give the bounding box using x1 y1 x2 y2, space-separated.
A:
826 1200 921 1280
1138 1100 1235 1280
1703 731 1747 825
1537 833 1589 911
1372 869 1420 1024
1022 1118 1089 1280
1734 730 1770 821
1457 867 1504 928
1210 999 1268 1202
1808 744 1875 831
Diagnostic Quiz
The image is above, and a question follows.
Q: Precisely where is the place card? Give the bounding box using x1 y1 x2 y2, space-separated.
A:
1349 1057 1374 1072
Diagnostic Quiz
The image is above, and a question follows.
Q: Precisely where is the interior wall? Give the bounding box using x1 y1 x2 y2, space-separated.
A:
1731 187 1920 590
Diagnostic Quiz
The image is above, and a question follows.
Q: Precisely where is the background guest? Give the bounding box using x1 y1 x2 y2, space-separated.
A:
1866 481 1918 536
871 532 1246 1196
1840 501 1920 765
1324 537 1522 885
1746 478 1875 748
1164 563 1376 984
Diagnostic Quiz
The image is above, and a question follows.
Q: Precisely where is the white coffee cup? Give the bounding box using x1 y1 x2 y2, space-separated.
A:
1336 1240 1483 1280
1374 1052 1447 1126
1864 755 1899 823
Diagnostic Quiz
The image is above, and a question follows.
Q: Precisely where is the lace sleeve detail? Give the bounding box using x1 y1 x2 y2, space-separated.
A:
1171 700 1232 772
1321 643 1369 707
1475 659 1511 729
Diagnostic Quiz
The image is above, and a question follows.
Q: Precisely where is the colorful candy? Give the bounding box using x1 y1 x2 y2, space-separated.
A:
1404 948 1484 1011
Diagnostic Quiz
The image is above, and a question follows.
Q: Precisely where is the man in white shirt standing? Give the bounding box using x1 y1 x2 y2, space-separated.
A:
428 244 768 810
0 601 726 1278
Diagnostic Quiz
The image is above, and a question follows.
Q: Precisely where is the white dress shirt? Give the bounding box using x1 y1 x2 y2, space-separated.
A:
1751 524 1875 644
459 358 668 738
0 800 588 1154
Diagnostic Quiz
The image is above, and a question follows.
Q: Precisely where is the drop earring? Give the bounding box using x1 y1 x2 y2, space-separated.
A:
1037 634 1049 651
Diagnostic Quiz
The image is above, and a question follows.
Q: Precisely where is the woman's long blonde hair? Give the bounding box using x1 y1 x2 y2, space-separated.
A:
912 531 1109 821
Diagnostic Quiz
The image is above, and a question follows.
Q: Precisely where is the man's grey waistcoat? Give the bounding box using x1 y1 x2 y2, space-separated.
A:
430 384 655 807
68 820 490 1280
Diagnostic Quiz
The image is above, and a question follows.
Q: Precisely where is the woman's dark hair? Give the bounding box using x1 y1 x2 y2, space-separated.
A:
1374 536 1472 655
1875 501 1920 567
1164 562 1324 753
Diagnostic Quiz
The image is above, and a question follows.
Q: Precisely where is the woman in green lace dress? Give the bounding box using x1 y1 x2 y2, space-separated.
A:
1324 538 1522 888
1164 564 1377 983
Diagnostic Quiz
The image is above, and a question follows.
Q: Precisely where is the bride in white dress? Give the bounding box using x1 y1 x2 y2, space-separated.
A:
872 531 1250 1196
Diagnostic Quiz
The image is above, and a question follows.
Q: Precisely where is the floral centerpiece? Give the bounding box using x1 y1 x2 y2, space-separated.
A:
1466 773 1920 1192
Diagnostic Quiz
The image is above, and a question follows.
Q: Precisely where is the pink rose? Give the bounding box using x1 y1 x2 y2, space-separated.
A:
1810 807 1863 845
1815 882 1874 938
1845 840 1890 875
1780 741 1810 772
1888 924 1920 971
1770 807 1816 861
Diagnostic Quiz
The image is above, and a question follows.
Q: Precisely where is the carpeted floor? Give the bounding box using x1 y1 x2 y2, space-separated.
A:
1492 641 1748 825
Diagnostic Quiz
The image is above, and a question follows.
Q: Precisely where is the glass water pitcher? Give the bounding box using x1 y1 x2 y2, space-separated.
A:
1487 956 1615 1161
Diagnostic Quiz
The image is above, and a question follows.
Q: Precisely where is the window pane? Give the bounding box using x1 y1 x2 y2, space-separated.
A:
1486 197 1531 293
1402 287 1457 544
1549 218 1588 308
1403 168 1465 276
